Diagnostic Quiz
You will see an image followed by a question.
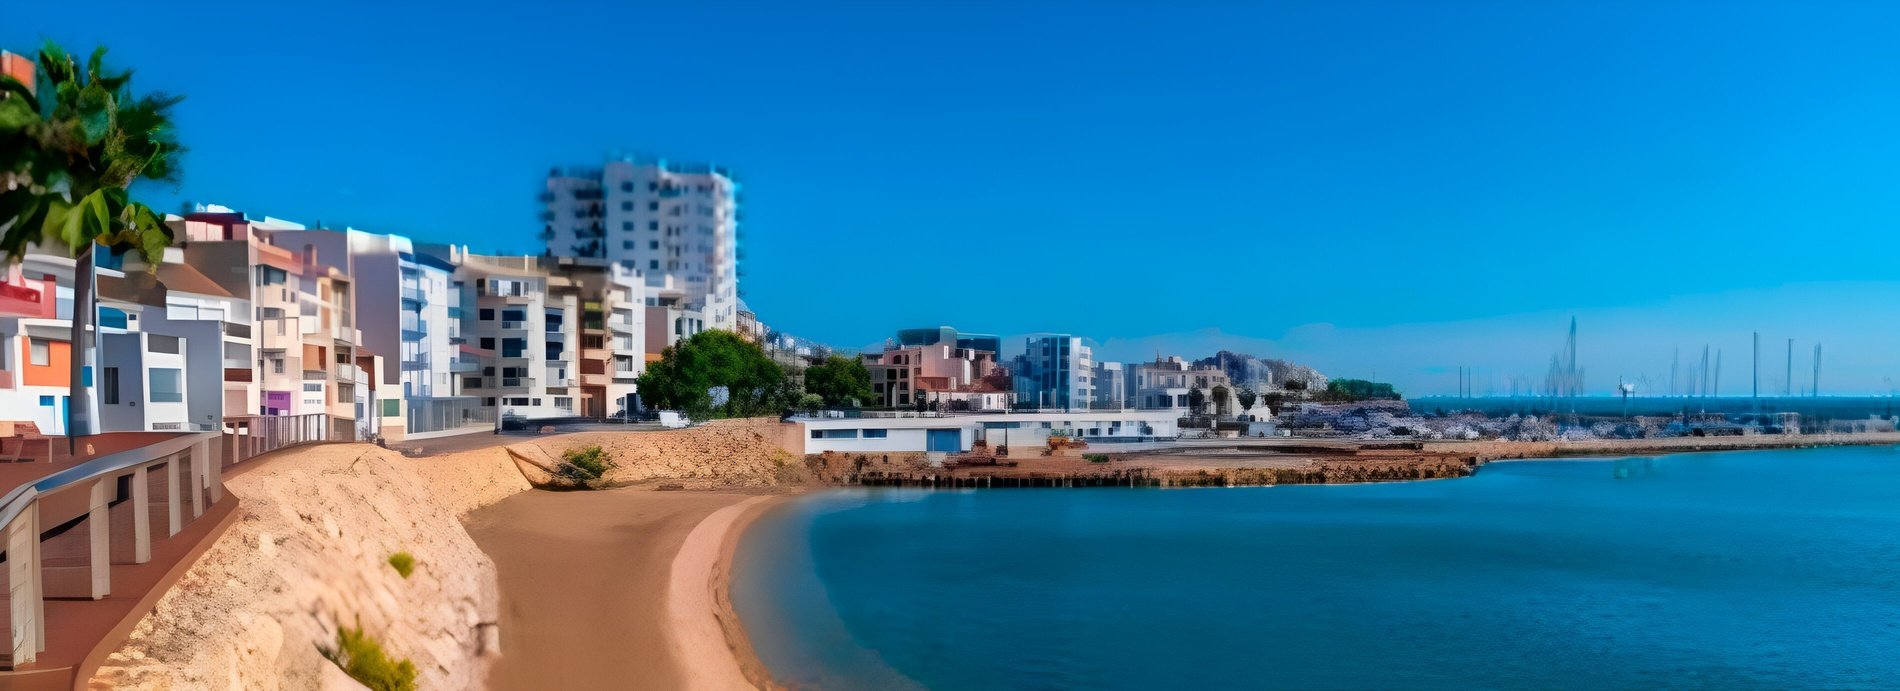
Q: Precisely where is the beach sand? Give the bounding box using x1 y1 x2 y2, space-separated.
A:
465 487 782 691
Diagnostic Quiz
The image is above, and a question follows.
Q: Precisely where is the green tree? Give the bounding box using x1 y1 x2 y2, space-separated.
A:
1236 386 1258 411
1187 386 1207 414
797 392 825 414
636 330 793 419
1322 379 1401 401
802 354 873 407
1 42 183 448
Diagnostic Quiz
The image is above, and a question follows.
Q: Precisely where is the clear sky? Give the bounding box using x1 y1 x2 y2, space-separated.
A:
7 1 1900 394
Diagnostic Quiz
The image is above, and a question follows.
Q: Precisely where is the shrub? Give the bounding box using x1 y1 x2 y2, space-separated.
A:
558 445 614 482
1083 453 1110 463
386 552 414 579
321 624 417 691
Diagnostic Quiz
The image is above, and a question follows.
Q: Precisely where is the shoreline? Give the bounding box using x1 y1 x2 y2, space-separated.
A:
842 431 1900 489
666 493 789 691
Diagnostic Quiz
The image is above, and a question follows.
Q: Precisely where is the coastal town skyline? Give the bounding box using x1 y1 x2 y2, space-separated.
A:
8 2 1900 394
4 5 1898 689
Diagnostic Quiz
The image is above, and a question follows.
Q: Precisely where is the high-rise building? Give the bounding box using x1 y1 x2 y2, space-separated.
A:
1012 335 1095 411
542 156 739 334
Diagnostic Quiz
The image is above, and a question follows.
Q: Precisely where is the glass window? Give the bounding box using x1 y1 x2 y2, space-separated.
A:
382 399 401 418
863 429 888 439
29 339 50 366
149 368 184 402
102 367 120 405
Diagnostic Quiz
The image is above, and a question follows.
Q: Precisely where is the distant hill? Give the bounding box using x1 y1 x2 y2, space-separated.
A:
1194 351 1328 391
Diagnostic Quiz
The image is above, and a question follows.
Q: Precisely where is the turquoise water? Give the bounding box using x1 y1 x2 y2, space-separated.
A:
732 446 1900 689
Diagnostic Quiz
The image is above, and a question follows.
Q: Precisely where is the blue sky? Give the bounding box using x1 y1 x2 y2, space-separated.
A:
7 1 1900 394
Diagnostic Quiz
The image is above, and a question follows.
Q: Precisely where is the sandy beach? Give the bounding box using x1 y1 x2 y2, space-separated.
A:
466 487 786 690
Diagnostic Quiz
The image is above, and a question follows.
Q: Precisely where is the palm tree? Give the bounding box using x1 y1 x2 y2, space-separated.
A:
0 42 183 450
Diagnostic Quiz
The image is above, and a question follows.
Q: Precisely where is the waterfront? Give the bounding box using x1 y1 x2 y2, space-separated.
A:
733 445 1900 689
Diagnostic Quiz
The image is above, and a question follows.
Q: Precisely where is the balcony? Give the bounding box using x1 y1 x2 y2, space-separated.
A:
500 376 535 390
449 357 482 373
608 316 636 332
303 369 326 381
335 363 363 382
499 320 527 331
580 372 610 386
400 322 428 341
400 286 424 305
221 322 252 340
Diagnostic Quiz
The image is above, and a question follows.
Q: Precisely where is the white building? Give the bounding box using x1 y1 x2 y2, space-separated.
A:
264 228 470 438
543 157 739 333
437 249 646 420
794 410 1179 455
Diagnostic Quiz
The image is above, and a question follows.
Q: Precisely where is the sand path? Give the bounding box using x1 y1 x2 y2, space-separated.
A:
466 488 768 690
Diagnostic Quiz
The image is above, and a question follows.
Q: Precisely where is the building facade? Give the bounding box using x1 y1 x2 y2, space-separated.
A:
543 157 739 334
1011 335 1095 411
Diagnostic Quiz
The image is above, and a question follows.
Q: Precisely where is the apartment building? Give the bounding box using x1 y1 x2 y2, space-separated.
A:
260 227 461 438
1092 361 1128 409
1131 355 1233 412
0 244 252 435
1011 335 1095 411
862 326 1010 410
432 249 645 420
175 209 370 427
543 157 739 334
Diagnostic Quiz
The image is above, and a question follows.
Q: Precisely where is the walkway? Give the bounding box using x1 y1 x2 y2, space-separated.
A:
0 413 354 690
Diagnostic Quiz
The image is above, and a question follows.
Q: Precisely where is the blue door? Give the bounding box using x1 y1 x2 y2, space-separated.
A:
927 429 961 453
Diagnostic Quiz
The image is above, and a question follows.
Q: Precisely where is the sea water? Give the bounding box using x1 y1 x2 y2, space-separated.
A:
732 446 1900 689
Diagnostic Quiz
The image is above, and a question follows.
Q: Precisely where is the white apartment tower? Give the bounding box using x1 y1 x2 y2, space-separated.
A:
543 157 739 334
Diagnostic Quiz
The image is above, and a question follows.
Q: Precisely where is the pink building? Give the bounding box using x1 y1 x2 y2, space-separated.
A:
861 341 1003 409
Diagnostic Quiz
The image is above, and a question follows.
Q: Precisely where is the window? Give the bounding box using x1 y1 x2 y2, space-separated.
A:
148 334 182 354
480 337 496 350
29 339 49 366
304 382 324 392
554 396 572 409
649 260 659 270
501 338 527 358
464 377 482 389
501 308 526 322
649 240 659 250
863 429 888 439
623 240 634 249
483 397 497 406
648 201 658 211
811 429 859 439
102 367 120 405
382 399 401 418
149 368 184 402
39 395 54 406
480 308 495 321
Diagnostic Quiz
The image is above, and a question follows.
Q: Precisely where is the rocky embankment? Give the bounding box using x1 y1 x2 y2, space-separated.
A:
505 418 811 489
89 444 530 689
88 420 813 690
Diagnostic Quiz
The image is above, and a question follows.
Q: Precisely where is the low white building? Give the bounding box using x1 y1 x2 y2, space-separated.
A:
792 410 1180 455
